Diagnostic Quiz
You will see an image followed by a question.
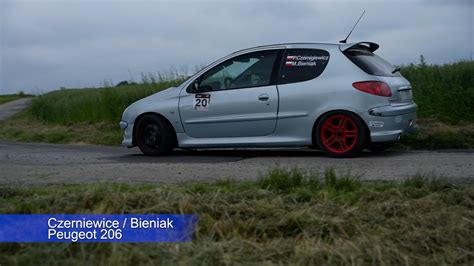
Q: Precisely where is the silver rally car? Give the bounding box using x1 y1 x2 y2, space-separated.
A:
120 42 417 157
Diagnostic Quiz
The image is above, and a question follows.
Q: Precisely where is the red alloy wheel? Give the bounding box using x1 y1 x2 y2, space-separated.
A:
320 114 359 154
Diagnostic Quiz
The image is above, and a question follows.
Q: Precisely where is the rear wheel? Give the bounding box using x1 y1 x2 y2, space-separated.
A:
136 114 175 156
316 111 367 157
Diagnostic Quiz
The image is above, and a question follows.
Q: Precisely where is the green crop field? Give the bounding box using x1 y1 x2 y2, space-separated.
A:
0 60 473 148
401 60 474 123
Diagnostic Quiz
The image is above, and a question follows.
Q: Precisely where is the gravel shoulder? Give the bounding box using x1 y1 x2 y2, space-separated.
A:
0 140 473 184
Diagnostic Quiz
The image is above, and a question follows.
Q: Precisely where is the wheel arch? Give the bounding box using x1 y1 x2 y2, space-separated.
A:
132 112 178 147
311 109 370 148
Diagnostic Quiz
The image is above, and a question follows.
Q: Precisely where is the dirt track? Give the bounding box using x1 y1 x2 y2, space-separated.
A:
0 140 473 184
0 98 32 120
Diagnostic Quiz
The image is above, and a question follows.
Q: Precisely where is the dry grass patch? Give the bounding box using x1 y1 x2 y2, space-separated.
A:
399 118 474 149
0 168 473 265
0 112 121 145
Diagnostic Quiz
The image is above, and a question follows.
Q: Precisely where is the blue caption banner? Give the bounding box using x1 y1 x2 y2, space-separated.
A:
0 214 198 242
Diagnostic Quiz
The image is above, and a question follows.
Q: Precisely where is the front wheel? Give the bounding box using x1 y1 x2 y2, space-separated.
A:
136 114 175 156
315 111 367 158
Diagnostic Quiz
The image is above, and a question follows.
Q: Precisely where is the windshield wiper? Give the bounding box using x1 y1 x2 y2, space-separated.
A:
391 67 401 74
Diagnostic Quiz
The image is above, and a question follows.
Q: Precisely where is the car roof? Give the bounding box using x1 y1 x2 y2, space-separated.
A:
231 42 379 54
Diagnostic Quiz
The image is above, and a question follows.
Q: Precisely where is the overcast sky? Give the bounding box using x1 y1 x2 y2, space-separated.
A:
0 0 472 94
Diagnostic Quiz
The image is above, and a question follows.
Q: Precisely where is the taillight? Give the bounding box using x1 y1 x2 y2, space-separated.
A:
352 81 392 97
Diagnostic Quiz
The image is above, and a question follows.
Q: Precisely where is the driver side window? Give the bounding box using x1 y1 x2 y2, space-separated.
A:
198 50 280 92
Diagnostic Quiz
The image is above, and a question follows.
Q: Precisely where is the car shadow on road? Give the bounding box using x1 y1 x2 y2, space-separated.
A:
108 148 402 164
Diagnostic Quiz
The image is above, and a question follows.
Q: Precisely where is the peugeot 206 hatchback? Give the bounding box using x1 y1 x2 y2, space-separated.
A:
120 42 417 157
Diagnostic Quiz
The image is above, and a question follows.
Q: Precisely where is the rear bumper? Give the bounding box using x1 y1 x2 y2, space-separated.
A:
369 102 417 116
363 103 417 143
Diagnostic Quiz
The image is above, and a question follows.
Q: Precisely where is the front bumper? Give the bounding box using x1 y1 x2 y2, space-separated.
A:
120 121 134 147
364 103 417 143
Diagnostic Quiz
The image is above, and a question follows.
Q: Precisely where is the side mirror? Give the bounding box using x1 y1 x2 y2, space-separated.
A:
187 79 200 93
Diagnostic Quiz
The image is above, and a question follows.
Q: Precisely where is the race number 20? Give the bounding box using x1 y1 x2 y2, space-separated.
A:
194 94 211 111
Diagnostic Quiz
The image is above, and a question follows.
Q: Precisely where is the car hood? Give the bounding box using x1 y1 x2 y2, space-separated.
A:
121 85 182 123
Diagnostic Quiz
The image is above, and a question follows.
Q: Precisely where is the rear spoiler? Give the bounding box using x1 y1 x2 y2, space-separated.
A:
340 42 379 52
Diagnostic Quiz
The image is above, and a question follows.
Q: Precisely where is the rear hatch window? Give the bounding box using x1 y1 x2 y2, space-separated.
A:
344 49 401 77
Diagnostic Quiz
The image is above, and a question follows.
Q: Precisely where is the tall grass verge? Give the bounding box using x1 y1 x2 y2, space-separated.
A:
401 60 474 123
29 81 182 125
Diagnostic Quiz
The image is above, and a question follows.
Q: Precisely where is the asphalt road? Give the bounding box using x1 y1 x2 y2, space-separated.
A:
1 140 473 184
0 98 472 184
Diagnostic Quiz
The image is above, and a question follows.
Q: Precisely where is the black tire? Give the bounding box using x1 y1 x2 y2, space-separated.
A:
135 114 175 156
367 142 395 153
315 111 367 158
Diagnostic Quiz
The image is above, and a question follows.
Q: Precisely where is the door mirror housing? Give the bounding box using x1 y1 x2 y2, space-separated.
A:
187 78 201 93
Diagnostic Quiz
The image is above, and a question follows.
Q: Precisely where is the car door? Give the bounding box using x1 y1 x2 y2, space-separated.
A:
276 48 330 122
179 49 282 138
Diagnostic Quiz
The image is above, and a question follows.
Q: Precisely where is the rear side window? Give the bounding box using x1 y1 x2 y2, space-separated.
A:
278 49 330 85
344 49 401 77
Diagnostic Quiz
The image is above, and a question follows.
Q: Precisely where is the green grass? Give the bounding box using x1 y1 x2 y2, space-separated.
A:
0 168 473 265
0 92 31 105
0 60 473 148
29 81 181 125
0 111 121 145
399 118 474 149
401 60 474 124
0 81 181 145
